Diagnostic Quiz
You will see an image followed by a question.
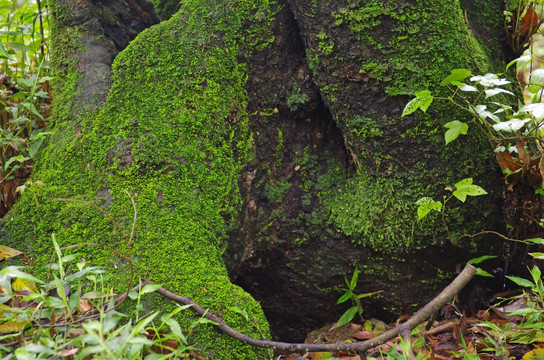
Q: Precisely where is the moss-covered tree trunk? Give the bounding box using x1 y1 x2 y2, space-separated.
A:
2 0 510 351
228 0 509 340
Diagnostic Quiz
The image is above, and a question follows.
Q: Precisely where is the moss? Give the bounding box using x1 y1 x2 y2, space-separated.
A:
265 179 292 203
3 0 279 358
286 79 310 111
321 172 441 251
345 115 383 141
316 31 334 55
300 0 503 253
333 0 491 96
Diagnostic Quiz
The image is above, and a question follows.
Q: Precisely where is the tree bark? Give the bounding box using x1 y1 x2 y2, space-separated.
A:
2 0 510 352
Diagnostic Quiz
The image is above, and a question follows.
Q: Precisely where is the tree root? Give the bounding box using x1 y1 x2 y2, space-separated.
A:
141 264 476 356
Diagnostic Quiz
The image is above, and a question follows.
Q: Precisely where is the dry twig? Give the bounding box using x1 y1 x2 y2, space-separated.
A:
142 264 477 356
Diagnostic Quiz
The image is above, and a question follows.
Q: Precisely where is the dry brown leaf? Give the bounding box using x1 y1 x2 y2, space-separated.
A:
496 151 522 173
516 141 531 171
190 350 207 360
351 330 376 340
58 347 79 357
77 298 93 314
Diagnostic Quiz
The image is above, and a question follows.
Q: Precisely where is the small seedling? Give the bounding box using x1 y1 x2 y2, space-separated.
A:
336 267 382 327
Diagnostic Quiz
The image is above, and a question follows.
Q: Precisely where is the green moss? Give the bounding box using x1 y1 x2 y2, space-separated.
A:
3 0 279 358
316 31 334 55
286 79 309 111
345 115 383 141
265 179 291 203
321 173 439 251
334 0 490 95
304 1 503 253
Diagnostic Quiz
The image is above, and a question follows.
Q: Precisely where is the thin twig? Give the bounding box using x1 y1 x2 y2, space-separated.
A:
458 230 531 244
142 264 477 354
36 0 45 58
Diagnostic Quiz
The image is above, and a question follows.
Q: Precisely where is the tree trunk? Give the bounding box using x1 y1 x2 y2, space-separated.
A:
230 0 509 340
2 0 510 352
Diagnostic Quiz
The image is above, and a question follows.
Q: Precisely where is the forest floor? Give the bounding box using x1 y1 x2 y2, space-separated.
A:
277 294 538 360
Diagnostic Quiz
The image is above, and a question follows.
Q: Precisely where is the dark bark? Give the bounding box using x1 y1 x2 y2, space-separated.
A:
228 0 509 341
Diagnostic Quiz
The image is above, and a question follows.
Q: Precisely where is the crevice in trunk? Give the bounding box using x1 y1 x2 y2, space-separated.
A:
225 3 355 341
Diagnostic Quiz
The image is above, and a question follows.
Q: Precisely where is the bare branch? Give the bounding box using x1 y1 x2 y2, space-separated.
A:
142 264 477 354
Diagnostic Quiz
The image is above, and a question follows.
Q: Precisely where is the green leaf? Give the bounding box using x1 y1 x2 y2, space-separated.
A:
416 90 433 112
506 275 535 288
506 308 536 317
336 306 357 327
444 120 468 145
467 255 497 265
492 118 530 132
452 178 487 202
401 90 433 117
529 265 541 285
38 76 56 83
529 252 544 260
4 41 31 52
355 290 383 299
450 81 477 92
28 138 44 159
165 318 186 342
470 74 511 87
349 267 360 290
17 78 34 88
134 312 158 332
197 317 219 326
506 54 531 71
336 291 352 304
0 40 10 59
2 155 29 173
485 88 514 98
415 197 442 220
402 97 421 117
140 283 161 294
527 84 542 94
227 306 249 321
475 268 494 278
0 266 44 284
526 238 544 245
440 69 471 86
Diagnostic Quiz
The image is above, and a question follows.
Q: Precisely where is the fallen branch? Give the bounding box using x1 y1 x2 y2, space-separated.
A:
141 264 476 355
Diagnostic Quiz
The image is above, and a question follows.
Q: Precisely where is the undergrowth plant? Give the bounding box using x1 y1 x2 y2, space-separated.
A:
397 4 544 356
0 0 52 216
335 267 382 327
0 237 211 359
0 191 219 359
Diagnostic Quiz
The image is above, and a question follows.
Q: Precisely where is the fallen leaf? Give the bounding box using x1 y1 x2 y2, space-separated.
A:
0 245 22 261
12 278 38 293
78 298 93 313
496 151 522 173
351 330 375 340
516 141 531 172
58 347 79 357
0 304 29 333
189 350 207 360
522 348 544 360
311 352 334 360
